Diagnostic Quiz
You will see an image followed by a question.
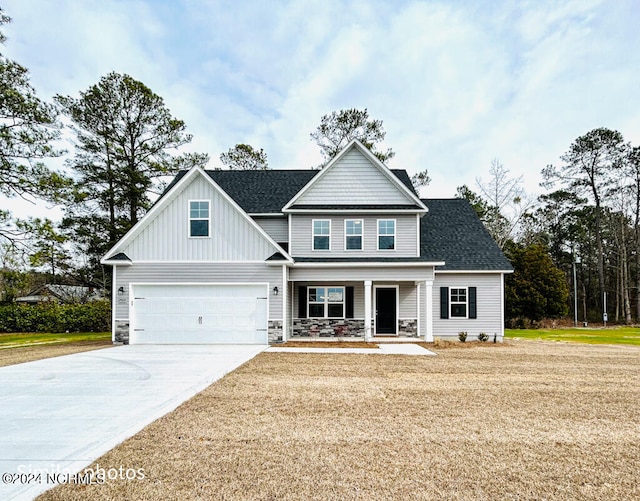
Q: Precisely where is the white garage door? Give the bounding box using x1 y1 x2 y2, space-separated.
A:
130 284 268 344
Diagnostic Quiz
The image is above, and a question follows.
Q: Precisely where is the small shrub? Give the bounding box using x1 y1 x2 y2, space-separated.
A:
478 332 489 342
458 331 467 342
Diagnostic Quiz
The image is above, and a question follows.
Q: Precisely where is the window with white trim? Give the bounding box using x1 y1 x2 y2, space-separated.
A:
313 219 330 250
345 219 363 250
308 287 344 318
189 200 210 237
377 219 395 250
450 288 467 318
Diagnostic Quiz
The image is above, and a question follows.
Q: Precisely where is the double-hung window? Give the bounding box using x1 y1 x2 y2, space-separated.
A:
189 200 210 237
450 288 468 318
313 220 330 250
440 286 476 319
308 287 344 318
377 219 395 250
345 219 363 250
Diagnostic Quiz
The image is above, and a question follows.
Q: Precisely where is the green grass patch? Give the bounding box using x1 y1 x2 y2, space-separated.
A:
505 326 640 346
0 332 111 349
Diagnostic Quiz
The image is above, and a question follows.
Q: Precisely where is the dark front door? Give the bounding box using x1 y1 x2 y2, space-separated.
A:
375 287 397 335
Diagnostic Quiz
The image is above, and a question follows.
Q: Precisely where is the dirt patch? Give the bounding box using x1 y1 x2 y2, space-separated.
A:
0 340 112 368
38 340 640 500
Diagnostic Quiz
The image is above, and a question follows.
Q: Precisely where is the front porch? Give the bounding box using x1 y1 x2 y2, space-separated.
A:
285 276 434 342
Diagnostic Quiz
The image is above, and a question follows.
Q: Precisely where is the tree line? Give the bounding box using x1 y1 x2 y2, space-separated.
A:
1 7 637 327
459 129 640 326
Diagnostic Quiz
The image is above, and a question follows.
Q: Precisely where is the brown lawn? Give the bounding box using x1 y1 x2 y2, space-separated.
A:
0 341 111 368
39 341 640 500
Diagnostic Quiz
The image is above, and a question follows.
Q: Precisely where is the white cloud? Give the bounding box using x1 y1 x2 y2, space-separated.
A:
1 0 640 221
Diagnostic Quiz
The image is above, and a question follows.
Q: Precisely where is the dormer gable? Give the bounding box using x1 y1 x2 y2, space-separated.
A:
283 140 427 213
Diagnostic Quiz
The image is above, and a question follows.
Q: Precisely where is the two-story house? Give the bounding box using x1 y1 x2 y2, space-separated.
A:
101 139 512 344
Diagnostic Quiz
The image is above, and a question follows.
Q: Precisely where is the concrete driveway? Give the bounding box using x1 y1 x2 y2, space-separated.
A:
0 344 266 501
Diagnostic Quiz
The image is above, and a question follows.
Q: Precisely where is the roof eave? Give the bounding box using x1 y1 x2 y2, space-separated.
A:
100 258 133 266
291 261 445 268
435 269 514 274
283 208 428 214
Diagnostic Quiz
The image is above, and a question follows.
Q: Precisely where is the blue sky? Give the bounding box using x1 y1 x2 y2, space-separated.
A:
3 0 640 218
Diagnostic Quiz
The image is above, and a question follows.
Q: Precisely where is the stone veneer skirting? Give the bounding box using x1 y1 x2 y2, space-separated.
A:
268 320 283 343
291 319 366 338
114 320 129 344
289 318 420 339
398 319 418 337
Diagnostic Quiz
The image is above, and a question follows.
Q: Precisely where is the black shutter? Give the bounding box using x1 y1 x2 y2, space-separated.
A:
440 287 449 319
345 286 354 318
469 287 477 319
298 286 307 318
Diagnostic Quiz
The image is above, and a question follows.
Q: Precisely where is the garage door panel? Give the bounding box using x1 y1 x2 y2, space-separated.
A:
131 284 268 345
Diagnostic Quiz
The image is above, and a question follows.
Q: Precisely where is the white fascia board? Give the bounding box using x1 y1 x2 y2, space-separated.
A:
291 261 445 268
284 208 427 214
435 269 514 274
101 259 133 267
249 213 286 217
128 260 269 264
282 139 427 212
266 260 293 267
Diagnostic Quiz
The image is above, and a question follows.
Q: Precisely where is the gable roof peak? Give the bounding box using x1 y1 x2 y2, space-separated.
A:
282 139 427 212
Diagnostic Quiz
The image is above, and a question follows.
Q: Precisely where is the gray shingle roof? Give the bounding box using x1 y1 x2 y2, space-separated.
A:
161 170 511 272
208 170 318 213
206 169 418 213
420 199 513 271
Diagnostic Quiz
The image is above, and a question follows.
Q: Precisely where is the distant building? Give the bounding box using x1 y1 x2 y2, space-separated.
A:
15 284 103 304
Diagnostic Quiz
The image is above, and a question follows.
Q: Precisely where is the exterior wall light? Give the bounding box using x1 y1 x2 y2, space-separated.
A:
273 286 279 296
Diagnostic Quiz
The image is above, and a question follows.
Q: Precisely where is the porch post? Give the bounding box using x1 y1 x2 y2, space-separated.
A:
282 265 288 342
425 279 433 342
364 280 372 341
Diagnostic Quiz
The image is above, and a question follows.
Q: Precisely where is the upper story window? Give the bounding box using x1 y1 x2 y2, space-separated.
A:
308 287 344 318
313 219 330 250
189 200 210 237
450 288 467 318
345 219 363 250
377 219 396 250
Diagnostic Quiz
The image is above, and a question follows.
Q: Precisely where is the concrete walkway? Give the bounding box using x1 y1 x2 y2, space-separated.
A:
0 344 265 501
267 343 436 355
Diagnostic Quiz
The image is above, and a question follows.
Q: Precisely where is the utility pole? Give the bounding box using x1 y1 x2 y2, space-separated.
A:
573 249 580 327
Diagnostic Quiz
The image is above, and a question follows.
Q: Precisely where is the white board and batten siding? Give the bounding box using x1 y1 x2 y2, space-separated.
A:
432 273 505 339
121 174 277 261
289 214 418 257
295 148 415 206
